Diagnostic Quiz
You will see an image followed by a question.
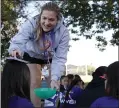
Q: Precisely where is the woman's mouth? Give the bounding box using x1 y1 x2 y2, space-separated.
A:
44 25 52 29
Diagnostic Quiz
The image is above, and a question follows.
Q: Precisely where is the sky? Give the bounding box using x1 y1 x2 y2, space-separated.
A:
19 1 118 68
67 35 118 67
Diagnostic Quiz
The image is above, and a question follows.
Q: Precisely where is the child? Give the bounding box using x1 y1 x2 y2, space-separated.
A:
1 60 34 108
60 78 83 108
44 76 68 108
67 74 74 85
74 74 85 89
90 61 119 108
60 75 68 92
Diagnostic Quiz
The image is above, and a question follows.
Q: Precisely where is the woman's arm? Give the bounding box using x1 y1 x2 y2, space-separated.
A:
8 19 35 56
51 29 70 81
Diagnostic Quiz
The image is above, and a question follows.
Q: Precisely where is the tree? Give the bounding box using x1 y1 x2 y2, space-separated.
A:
1 0 28 63
60 0 119 51
2 0 119 63
87 65 95 75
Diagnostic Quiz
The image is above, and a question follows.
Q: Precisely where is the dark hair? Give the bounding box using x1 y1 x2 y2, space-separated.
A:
106 61 119 99
92 66 107 78
63 78 81 108
1 60 30 108
74 74 82 80
67 74 74 80
60 75 67 82
82 80 84 85
74 74 83 86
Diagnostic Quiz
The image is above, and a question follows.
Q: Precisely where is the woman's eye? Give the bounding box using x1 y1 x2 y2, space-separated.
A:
49 19 54 21
43 17 47 20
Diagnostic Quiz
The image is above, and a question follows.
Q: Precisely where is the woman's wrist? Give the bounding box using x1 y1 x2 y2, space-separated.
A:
51 75 59 81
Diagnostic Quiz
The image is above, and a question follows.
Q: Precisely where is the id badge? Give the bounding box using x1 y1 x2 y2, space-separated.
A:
42 65 49 77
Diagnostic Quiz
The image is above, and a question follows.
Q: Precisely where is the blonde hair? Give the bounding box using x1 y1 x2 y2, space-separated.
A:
36 2 61 41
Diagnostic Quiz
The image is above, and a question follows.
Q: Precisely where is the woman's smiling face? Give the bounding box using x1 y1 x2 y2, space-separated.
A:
40 10 58 32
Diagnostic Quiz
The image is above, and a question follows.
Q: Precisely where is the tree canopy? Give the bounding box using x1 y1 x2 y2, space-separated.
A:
1 0 28 62
60 0 119 50
1 0 119 63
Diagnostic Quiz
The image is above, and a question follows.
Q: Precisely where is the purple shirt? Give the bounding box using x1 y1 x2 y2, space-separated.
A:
60 86 83 108
44 87 83 108
45 92 59 108
9 96 34 108
90 96 119 108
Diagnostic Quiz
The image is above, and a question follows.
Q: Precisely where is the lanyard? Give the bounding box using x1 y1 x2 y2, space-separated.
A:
42 30 55 57
41 30 55 84
42 30 55 65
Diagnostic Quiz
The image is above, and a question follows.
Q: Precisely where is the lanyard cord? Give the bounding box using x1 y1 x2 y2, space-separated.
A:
42 31 55 83
47 51 51 82
42 30 55 62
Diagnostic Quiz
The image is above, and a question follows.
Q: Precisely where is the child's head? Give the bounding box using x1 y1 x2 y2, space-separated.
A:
74 74 84 89
105 61 119 99
1 60 30 108
74 74 81 79
63 78 83 108
92 66 107 79
78 80 85 89
67 74 74 85
60 75 68 87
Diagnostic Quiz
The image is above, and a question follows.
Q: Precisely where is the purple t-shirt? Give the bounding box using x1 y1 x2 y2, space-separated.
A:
9 96 34 108
60 86 83 108
44 92 59 108
90 96 119 108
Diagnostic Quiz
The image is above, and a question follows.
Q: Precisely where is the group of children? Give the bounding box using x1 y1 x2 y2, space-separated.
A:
44 74 84 108
1 60 119 108
59 74 84 108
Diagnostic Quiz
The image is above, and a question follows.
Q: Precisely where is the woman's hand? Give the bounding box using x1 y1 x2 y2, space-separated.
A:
10 50 22 58
50 80 60 90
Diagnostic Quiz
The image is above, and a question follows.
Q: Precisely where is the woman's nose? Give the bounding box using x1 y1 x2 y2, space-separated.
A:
45 20 50 25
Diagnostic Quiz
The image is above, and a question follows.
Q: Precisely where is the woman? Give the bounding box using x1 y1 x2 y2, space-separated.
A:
1 60 34 108
8 2 70 106
90 61 119 108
